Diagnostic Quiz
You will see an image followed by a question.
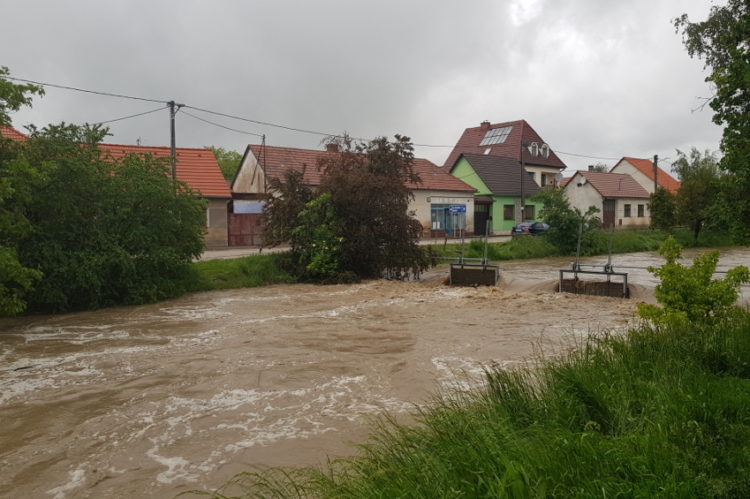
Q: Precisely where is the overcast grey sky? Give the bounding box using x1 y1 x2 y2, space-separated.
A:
2 0 722 173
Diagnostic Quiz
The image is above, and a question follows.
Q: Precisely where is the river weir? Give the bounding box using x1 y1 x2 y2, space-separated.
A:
1 248 747 498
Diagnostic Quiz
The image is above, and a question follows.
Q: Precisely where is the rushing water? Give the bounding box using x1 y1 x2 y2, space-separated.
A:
0 248 747 498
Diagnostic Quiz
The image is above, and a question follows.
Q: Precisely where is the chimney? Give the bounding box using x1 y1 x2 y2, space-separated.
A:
326 143 339 153
480 120 491 130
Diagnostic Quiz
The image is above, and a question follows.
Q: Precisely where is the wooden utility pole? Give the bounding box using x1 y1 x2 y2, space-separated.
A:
168 100 184 184
653 154 659 193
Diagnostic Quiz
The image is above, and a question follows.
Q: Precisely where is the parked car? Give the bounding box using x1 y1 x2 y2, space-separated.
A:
512 221 549 235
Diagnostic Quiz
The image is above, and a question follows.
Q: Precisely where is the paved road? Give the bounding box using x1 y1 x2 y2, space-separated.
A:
199 235 512 261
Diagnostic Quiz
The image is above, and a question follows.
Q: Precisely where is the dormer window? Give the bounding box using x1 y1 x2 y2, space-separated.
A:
479 126 513 146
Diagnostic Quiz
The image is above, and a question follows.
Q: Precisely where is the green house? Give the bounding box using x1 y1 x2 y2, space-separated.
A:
450 153 543 234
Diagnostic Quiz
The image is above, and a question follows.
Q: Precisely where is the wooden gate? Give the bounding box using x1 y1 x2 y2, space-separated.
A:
602 199 616 228
228 213 264 246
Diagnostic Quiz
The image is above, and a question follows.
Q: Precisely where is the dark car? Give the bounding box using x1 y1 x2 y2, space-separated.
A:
512 221 549 235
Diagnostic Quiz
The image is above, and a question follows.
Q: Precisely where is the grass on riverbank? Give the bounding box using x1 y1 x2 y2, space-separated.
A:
186 253 296 292
432 228 736 261
196 312 750 498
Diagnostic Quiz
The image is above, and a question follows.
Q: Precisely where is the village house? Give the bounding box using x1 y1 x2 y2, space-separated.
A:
231 143 477 243
563 170 651 228
609 156 681 194
2 126 231 248
444 120 567 231
449 153 542 234
99 144 231 248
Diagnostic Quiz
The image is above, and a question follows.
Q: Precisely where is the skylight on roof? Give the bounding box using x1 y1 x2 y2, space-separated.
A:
479 126 513 146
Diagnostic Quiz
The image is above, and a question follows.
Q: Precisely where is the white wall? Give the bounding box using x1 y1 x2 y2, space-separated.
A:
611 160 655 194
232 149 265 195
525 165 563 187
615 198 650 228
564 177 602 214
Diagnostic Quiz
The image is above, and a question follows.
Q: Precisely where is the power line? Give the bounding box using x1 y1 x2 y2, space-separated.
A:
93 105 166 125
183 105 347 139
4 74 674 161
180 110 265 138
5 75 168 104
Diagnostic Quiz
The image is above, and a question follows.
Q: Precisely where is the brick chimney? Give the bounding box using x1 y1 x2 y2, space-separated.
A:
480 120 491 130
326 143 339 153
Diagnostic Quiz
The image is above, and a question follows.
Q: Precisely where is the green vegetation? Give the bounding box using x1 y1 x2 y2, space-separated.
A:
208 146 243 182
1 71 206 315
675 1 750 243
190 242 750 498
430 228 736 262
531 187 601 255
187 254 296 292
263 134 430 282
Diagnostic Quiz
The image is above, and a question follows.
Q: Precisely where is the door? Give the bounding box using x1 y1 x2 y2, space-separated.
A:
474 203 490 235
603 199 616 229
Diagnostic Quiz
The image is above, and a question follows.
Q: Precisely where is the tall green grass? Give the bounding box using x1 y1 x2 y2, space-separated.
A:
186 253 296 292
190 313 750 498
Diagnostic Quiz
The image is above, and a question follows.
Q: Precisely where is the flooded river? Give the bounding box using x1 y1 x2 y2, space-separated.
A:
1 248 747 498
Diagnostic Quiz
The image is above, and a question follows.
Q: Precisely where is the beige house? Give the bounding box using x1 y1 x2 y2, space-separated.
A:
610 157 680 194
564 171 651 228
232 144 476 238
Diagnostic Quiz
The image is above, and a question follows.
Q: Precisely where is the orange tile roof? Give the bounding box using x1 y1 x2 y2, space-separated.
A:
248 144 476 192
100 144 230 198
0 125 28 141
570 171 650 199
620 157 680 193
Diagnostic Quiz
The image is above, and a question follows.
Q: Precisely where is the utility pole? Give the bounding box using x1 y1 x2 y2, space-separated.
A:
653 154 658 193
520 141 526 224
168 100 184 184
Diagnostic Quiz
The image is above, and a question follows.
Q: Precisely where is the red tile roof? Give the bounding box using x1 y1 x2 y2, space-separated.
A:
569 171 650 199
0 125 28 141
559 177 571 187
618 157 680 193
248 144 476 192
443 120 567 170
100 144 231 198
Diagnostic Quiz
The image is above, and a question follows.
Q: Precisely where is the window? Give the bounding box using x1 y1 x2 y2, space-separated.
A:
504 204 515 220
479 126 513 146
431 204 466 234
524 205 535 220
637 204 645 217
624 204 632 217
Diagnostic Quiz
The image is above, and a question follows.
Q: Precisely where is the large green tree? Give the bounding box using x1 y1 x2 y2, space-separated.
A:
673 148 723 242
262 135 431 280
675 1 750 241
0 68 45 315
14 124 206 313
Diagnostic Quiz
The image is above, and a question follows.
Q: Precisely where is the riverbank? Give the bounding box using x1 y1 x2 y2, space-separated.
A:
189 229 738 293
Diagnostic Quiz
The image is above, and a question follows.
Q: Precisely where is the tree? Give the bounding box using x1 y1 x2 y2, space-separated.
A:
208 146 243 182
532 188 601 255
12 124 206 313
262 168 315 248
638 236 749 327
317 135 430 279
649 187 677 232
0 68 45 315
675 1 750 242
0 66 43 126
262 135 431 281
672 148 723 241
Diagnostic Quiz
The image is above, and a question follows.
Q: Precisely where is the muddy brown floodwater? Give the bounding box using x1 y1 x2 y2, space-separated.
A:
1 249 748 498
